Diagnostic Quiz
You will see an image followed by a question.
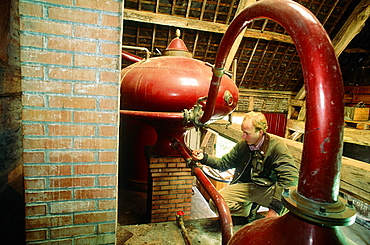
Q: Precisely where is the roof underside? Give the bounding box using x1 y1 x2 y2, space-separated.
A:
122 0 370 92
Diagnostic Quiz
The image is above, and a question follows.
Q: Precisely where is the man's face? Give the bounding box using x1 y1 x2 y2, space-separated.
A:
241 119 263 145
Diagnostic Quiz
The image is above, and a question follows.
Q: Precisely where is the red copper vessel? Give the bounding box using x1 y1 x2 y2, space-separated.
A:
120 31 239 156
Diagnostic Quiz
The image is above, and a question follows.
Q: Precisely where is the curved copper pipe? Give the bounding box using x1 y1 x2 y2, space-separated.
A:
173 140 233 245
122 50 143 63
192 167 233 245
203 0 343 203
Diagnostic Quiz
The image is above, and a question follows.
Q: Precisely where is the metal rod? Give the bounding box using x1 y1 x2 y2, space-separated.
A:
121 50 143 63
120 110 184 120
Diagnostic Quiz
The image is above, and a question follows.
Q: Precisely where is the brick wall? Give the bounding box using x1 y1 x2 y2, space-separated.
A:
20 0 123 244
237 94 289 113
148 156 193 223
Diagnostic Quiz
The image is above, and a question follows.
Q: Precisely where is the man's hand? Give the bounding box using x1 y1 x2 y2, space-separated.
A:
265 209 278 218
191 149 204 161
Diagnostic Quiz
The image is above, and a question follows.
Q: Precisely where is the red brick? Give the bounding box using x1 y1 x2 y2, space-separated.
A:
98 223 115 233
48 67 96 81
175 202 192 208
74 138 117 149
22 94 45 107
26 229 47 242
75 25 120 41
101 42 120 55
49 96 96 109
48 37 97 53
102 14 120 27
75 83 118 96
74 55 118 69
20 34 44 49
153 181 169 186
23 109 72 122
49 151 95 163
24 165 72 177
49 125 95 136
100 71 119 83
21 49 72 66
150 163 167 169
25 190 72 203
98 151 117 162
50 200 95 214
40 0 73 5
98 200 116 210
75 188 116 199
74 211 116 224
23 138 72 149
76 0 121 12
74 164 116 175
31 239 73 245
26 204 47 217
19 2 43 17
22 80 72 93
20 19 73 36
26 215 72 229
25 178 46 189
23 124 45 135
23 152 45 163
74 111 117 123
100 98 118 110
98 176 116 186
50 225 95 239
48 7 99 24
99 126 117 136
49 177 95 188
75 234 116 245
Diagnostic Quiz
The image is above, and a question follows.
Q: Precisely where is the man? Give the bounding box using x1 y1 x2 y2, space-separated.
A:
192 111 299 220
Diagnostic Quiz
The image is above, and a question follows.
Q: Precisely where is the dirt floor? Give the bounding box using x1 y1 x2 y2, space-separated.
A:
117 186 370 245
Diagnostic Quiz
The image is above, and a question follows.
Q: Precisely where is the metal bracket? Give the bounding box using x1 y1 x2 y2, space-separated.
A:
183 97 207 128
282 186 357 227
205 62 232 77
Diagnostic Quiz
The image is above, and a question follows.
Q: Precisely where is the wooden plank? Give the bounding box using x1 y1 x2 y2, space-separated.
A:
207 119 370 204
123 9 294 44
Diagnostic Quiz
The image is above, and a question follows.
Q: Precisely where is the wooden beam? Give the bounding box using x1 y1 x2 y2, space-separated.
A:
123 9 294 44
332 0 370 56
295 0 370 101
207 119 370 204
286 119 370 146
224 0 256 71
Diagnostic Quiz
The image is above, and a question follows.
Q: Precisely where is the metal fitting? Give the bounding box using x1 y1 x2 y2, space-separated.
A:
282 186 357 227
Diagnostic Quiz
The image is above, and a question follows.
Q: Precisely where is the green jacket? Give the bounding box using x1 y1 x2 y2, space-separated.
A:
201 133 299 214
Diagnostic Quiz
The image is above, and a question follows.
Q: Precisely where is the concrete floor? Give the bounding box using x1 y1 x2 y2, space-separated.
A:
117 186 370 245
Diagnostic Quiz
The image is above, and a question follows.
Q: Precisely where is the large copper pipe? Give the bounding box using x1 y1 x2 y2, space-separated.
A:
224 0 355 243
203 0 343 203
173 140 233 245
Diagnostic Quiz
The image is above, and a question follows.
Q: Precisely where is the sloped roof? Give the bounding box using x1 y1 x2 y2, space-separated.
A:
122 0 369 92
